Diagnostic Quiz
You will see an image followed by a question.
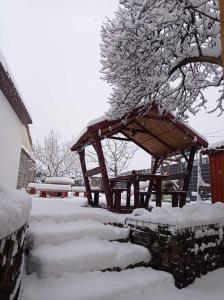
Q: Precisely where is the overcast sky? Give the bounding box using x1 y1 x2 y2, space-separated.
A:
0 0 224 171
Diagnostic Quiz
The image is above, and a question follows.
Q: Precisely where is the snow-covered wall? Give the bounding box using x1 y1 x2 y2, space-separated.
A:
0 90 24 188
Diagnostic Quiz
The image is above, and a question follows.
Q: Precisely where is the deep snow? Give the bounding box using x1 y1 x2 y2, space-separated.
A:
23 196 224 300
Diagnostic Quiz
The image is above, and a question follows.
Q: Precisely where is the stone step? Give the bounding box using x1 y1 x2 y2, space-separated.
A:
27 238 151 278
28 220 130 248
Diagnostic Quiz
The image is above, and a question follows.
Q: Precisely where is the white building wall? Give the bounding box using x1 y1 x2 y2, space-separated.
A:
0 90 24 188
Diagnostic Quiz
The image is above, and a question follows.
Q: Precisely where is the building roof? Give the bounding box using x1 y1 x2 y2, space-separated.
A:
0 57 32 125
71 106 208 157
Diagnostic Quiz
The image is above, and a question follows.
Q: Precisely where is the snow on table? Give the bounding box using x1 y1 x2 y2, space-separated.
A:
0 186 32 239
31 198 124 224
45 177 74 185
29 220 130 248
27 238 151 278
28 183 72 192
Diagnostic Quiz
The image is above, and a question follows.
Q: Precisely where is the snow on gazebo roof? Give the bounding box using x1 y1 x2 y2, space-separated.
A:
71 105 208 157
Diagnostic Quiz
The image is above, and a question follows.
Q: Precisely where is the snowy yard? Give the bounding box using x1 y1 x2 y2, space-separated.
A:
23 196 224 300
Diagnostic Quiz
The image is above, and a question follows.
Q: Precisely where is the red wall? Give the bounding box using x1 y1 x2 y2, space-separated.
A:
209 152 224 203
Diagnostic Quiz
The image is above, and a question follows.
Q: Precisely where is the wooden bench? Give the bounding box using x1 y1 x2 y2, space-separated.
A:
139 190 187 207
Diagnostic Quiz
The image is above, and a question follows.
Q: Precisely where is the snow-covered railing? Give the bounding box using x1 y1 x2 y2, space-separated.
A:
0 187 32 299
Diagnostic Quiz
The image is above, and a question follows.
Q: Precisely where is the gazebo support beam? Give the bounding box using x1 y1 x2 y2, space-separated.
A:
180 146 197 207
78 149 93 205
144 157 161 207
134 121 175 152
93 137 113 208
107 136 131 141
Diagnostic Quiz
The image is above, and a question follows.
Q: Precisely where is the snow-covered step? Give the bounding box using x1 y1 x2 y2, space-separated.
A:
23 267 176 300
27 238 151 278
29 220 130 248
31 198 124 224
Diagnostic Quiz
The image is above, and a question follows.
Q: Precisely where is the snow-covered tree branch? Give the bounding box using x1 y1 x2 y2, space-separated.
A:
101 0 223 119
33 130 81 181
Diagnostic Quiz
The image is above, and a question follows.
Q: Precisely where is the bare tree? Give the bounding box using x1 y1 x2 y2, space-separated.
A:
86 137 137 177
101 0 223 119
33 130 81 181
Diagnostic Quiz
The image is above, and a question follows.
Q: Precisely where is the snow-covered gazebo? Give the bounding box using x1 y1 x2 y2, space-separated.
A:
71 106 208 210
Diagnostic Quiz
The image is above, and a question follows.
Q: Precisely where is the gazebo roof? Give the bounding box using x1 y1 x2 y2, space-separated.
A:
71 106 208 157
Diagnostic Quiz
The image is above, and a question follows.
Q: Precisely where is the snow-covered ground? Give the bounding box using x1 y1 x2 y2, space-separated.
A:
23 196 223 300
23 267 224 300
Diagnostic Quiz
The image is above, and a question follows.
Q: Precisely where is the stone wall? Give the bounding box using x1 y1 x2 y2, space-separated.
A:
127 219 224 288
0 223 28 299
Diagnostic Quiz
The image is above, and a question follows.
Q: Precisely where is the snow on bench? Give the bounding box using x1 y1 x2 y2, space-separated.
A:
27 238 151 278
71 186 102 192
29 220 130 248
28 183 71 192
0 186 32 239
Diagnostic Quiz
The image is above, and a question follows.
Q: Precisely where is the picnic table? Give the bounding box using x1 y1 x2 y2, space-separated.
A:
109 171 187 210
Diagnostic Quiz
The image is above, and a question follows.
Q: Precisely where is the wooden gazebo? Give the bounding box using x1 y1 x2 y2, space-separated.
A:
71 106 208 210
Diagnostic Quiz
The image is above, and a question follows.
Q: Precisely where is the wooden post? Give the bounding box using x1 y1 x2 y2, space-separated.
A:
133 171 140 208
93 192 99 207
172 193 179 207
144 157 160 207
114 190 121 210
180 146 196 207
78 149 93 205
126 182 131 207
155 179 162 207
40 191 46 198
61 192 68 198
94 137 113 208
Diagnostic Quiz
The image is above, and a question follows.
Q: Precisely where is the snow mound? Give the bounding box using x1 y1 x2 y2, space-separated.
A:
31 198 124 224
0 186 32 239
127 202 224 230
27 238 151 278
29 220 130 248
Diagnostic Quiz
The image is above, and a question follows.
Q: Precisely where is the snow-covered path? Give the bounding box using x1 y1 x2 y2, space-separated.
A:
23 197 223 300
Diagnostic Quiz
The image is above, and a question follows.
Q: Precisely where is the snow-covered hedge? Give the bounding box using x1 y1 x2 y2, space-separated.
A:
0 186 32 239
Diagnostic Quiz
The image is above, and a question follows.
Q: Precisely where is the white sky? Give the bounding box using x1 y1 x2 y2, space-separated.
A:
0 0 224 171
